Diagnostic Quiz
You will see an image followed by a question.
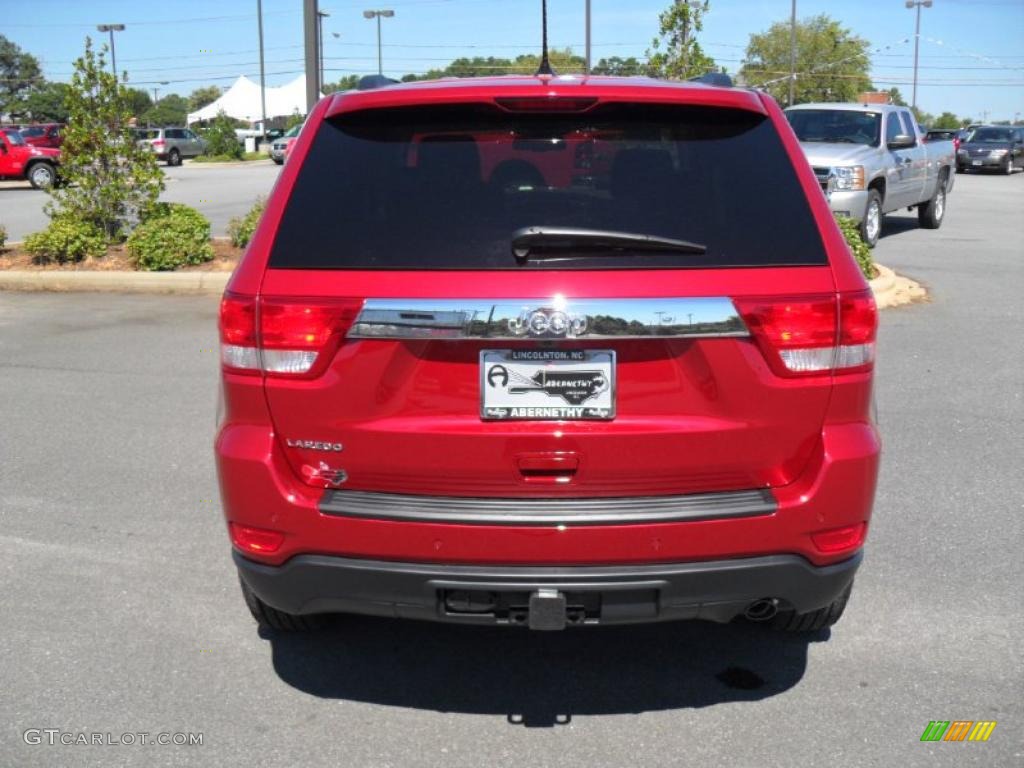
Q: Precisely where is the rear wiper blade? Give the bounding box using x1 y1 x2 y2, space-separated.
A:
511 226 707 262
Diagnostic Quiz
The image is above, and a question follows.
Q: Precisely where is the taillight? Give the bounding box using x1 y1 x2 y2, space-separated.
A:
152 139 165 148
219 293 363 378
735 290 876 377
219 294 258 373
228 522 285 554
811 522 867 554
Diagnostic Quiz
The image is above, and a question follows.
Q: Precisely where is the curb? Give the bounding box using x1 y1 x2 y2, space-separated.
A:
870 263 927 309
0 270 230 295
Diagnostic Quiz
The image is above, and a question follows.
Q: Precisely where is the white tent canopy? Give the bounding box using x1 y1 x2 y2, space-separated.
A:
186 75 317 125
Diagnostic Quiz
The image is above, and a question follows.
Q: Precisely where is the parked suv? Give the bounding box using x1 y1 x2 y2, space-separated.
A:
270 124 301 164
217 76 880 634
135 126 206 165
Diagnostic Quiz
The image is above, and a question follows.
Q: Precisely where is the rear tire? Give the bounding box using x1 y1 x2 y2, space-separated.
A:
167 148 181 167
859 190 883 248
918 177 947 229
771 582 853 632
27 161 56 189
239 576 323 631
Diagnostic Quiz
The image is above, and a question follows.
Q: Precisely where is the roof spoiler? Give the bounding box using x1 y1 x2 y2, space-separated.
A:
357 75 400 91
688 72 733 88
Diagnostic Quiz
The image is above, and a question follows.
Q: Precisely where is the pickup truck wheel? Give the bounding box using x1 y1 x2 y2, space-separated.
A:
239 576 323 631
918 180 946 229
771 582 853 632
859 190 882 248
167 148 181 167
27 162 56 189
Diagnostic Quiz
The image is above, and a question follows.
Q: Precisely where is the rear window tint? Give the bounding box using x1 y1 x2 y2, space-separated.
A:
269 103 827 270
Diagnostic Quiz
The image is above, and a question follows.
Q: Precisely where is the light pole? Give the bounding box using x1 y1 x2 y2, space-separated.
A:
905 0 932 111
96 24 125 78
317 10 330 88
363 9 394 76
788 0 797 106
585 0 591 75
257 0 268 142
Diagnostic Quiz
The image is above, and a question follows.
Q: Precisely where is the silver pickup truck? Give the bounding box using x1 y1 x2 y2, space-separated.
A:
784 103 955 247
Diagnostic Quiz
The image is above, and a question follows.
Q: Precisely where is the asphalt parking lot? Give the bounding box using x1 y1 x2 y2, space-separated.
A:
0 160 281 241
0 171 1021 767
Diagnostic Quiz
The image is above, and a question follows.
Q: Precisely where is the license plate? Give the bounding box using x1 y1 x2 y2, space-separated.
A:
480 350 615 420
972 160 982 166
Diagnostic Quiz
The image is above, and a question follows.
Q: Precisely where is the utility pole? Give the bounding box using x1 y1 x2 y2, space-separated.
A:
585 0 591 75
906 0 932 111
304 0 319 111
317 10 330 88
788 0 797 106
96 24 125 78
257 0 268 141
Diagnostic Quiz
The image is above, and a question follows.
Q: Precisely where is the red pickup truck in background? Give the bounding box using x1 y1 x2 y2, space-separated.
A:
0 128 61 188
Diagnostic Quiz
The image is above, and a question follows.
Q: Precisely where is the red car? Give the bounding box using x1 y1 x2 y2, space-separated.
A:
0 128 60 188
217 75 880 633
19 123 64 149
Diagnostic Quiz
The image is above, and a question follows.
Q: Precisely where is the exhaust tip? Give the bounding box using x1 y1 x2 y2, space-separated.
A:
744 598 779 622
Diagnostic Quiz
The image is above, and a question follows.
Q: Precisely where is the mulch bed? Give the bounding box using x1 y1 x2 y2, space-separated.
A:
0 239 241 272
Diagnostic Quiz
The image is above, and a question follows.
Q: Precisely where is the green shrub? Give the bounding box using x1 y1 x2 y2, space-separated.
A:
835 215 876 280
24 217 107 263
227 197 266 248
192 151 263 163
200 111 243 160
0 223 6 251
127 203 213 271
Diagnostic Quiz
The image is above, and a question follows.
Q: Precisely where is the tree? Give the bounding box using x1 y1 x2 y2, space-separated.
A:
200 111 242 159
46 38 164 240
911 107 934 128
141 94 188 127
123 87 152 119
741 15 871 105
931 112 960 130
322 75 360 93
646 1 717 80
592 57 644 76
23 81 72 122
188 85 221 112
0 35 43 117
885 87 907 106
401 48 586 82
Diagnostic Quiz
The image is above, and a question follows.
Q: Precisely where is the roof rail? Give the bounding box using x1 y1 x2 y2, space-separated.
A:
688 72 733 88
357 75 399 91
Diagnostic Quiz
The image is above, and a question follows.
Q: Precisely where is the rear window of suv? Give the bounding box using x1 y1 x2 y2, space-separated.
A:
269 103 828 270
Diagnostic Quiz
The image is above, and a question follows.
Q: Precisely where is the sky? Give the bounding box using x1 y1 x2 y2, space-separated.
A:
4 0 1023 121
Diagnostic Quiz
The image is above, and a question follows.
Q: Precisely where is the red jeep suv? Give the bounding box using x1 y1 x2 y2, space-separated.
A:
216 75 879 633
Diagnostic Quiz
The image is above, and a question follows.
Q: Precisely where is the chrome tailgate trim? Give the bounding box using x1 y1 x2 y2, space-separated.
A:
319 488 775 526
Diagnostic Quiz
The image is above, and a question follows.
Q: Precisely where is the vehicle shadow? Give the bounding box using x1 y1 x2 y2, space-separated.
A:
263 615 826 726
880 214 920 239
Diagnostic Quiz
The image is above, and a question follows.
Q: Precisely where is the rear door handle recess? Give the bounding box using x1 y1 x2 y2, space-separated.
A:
516 453 579 484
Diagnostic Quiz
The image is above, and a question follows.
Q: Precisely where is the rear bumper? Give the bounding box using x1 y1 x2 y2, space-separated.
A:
235 549 861 626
